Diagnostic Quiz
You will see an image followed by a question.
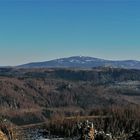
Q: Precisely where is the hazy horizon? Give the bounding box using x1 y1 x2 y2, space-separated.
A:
0 0 140 65
1 55 140 67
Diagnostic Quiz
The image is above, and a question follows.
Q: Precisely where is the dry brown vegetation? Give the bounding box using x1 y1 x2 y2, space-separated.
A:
45 106 140 139
0 67 140 139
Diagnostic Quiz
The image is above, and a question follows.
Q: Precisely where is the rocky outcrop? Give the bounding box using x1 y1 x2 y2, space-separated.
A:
0 130 8 140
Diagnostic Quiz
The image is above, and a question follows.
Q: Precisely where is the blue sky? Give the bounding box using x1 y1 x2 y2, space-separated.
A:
0 0 140 66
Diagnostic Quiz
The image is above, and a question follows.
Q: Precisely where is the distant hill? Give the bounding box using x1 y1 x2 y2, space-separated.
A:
18 56 140 69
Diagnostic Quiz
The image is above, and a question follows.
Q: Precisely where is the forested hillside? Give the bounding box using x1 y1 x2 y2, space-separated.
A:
0 67 140 125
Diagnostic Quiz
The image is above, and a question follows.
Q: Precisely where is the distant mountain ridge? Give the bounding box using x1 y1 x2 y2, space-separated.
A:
18 56 140 69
